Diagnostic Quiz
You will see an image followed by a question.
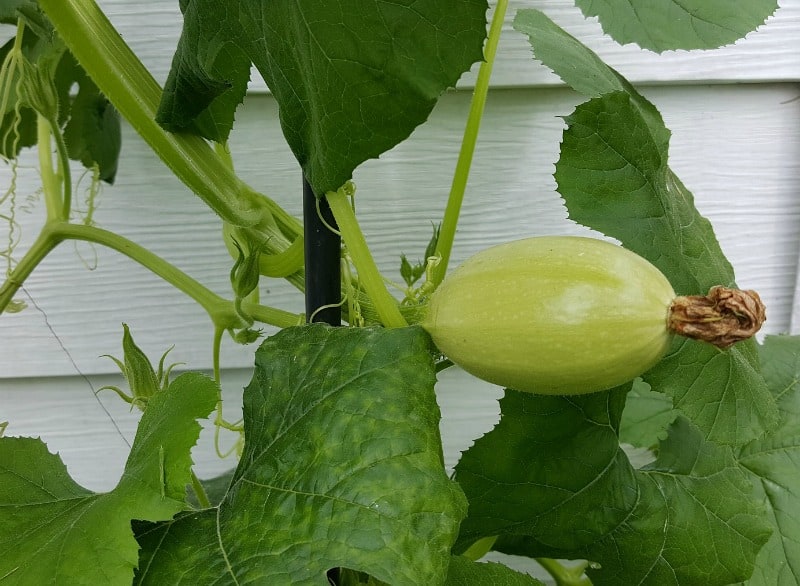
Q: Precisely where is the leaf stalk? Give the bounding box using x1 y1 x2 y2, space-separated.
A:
433 0 508 285
327 186 407 328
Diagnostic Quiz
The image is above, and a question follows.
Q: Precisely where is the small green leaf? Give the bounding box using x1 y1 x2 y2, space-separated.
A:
0 373 218 585
400 223 440 288
400 253 416 287
424 223 441 261
159 0 488 195
618 379 676 449
575 0 778 52
101 323 173 409
228 238 261 302
121 323 160 403
62 53 121 183
135 325 466 585
455 386 638 552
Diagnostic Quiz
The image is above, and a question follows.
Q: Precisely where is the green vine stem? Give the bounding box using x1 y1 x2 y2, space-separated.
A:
52 115 73 219
432 0 508 286
536 558 593 586
36 0 305 264
326 186 407 328
37 0 257 227
0 221 299 330
37 115 62 222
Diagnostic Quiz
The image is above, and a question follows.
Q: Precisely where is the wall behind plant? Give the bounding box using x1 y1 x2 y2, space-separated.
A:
2 0 800 506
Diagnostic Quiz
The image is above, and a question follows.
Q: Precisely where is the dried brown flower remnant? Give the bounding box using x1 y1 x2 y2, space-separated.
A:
668 286 766 349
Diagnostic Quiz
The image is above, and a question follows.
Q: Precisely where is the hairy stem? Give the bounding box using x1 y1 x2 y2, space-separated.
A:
0 220 299 330
433 0 508 285
327 187 407 328
58 223 300 328
37 116 62 222
56 222 231 316
37 0 293 236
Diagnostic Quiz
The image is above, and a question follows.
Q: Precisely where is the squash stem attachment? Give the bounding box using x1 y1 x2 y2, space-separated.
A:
668 286 766 348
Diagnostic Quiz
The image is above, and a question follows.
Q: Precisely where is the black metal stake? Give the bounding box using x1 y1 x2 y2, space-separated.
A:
303 176 341 325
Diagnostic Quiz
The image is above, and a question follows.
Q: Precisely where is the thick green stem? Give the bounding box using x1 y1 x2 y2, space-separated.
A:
326 188 407 328
433 0 508 285
0 220 299 330
55 223 300 328
52 119 73 219
38 0 309 296
37 0 262 228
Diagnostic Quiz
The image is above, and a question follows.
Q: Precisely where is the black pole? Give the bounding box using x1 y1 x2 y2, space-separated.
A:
303 176 341 325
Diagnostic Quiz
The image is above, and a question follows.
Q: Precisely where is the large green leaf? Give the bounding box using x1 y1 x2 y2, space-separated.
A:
575 0 779 52
557 92 776 446
513 9 777 446
513 8 666 135
158 0 488 196
736 336 800 584
490 416 771 585
580 416 770 585
0 373 218 585
455 386 639 552
135 325 466 585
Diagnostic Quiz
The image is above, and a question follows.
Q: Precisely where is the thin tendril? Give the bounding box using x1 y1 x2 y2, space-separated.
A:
315 196 341 235
309 297 347 323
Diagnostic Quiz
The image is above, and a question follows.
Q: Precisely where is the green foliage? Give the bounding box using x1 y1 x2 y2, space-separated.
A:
558 93 777 446
736 336 800 584
157 0 488 195
575 0 779 52
455 386 638 551
478 409 771 584
400 223 440 289
135 326 466 585
1 0 796 584
0 373 218 585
